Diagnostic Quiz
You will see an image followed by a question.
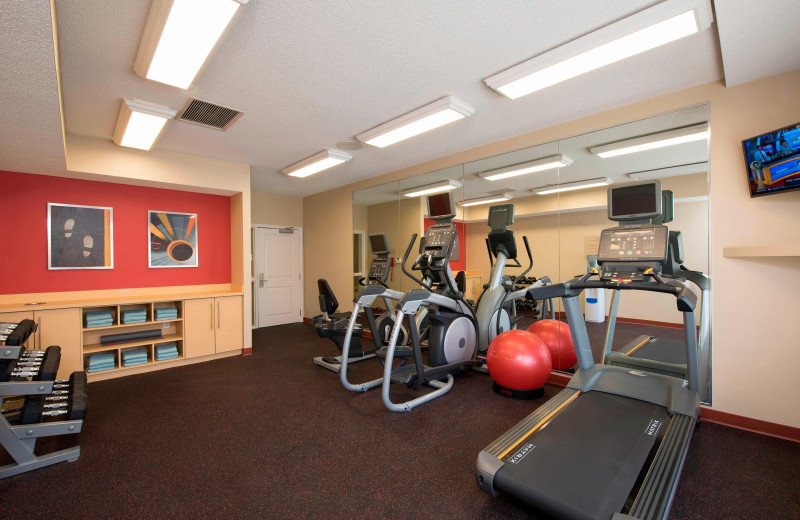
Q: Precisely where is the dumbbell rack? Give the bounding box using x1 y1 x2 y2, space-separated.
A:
1 344 86 479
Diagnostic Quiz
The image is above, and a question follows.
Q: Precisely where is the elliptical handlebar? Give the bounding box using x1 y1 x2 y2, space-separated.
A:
401 233 428 289
512 236 534 289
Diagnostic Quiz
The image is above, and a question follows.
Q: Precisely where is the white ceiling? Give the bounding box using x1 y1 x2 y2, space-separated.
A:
0 1 797 198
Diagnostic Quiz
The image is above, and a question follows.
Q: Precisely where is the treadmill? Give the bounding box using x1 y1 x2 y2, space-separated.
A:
602 189 711 402
476 180 701 520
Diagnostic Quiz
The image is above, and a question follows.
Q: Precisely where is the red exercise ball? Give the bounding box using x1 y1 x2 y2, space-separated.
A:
486 330 552 399
527 319 577 370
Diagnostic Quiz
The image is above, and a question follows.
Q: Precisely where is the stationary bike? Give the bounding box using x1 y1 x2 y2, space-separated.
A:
313 233 411 373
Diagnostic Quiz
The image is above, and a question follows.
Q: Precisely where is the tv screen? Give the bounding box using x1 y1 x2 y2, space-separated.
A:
742 122 800 197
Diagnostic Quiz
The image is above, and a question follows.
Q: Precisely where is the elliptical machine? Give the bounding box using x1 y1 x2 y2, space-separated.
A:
379 191 480 411
473 203 553 356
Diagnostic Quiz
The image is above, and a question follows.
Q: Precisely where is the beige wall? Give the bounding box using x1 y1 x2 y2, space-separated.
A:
304 70 800 428
65 134 253 350
251 191 303 227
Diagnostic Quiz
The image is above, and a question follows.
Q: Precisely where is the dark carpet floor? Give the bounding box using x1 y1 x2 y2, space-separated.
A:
1 322 798 519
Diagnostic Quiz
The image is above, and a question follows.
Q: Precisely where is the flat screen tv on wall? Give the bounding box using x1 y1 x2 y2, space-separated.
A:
742 121 800 197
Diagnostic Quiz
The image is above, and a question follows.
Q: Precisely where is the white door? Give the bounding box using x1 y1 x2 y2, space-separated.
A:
254 227 302 327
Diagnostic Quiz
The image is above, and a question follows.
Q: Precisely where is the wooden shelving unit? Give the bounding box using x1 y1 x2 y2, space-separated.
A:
82 301 184 375
722 244 800 258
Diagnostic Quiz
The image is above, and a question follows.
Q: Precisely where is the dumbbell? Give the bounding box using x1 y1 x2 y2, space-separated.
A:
52 371 87 391
10 346 61 380
18 390 87 425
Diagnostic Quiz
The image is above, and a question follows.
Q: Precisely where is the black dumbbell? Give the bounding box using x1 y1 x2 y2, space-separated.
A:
19 388 87 424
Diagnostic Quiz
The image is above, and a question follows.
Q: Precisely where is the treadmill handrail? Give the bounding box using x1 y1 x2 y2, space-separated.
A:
527 272 698 313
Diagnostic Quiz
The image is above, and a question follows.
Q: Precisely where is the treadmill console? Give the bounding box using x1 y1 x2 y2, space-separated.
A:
597 225 669 264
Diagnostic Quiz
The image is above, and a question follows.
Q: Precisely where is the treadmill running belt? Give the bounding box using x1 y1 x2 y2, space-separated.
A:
494 392 670 520
631 338 687 365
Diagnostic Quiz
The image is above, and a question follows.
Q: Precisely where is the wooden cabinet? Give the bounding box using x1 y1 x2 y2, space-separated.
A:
184 298 216 358
184 296 243 357
36 308 82 379
0 309 81 379
1 291 242 381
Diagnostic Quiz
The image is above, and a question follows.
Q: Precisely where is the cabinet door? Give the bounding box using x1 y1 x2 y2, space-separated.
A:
35 308 82 379
183 298 216 358
0 311 35 348
214 296 243 353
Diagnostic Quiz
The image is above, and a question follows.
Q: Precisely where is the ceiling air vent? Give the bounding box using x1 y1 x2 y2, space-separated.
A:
178 99 243 130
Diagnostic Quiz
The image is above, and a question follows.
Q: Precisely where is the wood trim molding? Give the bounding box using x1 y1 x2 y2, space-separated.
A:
242 347 252 356
700 407 800 443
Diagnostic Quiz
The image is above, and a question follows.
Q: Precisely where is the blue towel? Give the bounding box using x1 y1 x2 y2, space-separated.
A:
123 309 146 315
87 315 113 321
88 360 115 369
122 349 147 359
122 354 147 362
123 358 147 367
156 343 177 352
89 352 114 363
122 317 147 324
86 320 114 328
86 311 113 319
155 308 177 318
156 353 178 361
87 363 115 372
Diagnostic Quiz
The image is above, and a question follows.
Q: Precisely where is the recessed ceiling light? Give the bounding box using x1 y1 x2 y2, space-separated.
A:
485 0 713 99
478 155 573 181
113 98 177 151
134 0 248 89
533 177 612 195
356 97 475 148
589 124 709 158
281 149 353 178
399 180 462 198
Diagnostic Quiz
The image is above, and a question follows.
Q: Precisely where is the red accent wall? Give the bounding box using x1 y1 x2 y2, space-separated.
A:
423 218 466 272
0 171 232 295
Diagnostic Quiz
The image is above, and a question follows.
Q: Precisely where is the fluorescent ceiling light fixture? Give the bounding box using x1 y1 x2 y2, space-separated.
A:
457 193 513 207
399 180 462 198
478 155 573 181
627 162 709 181
113 98 177 151
356 97 476 148
533 177 612 195
589 123 709 158
281 149 353 178
134 0 248 89
485 0 713 99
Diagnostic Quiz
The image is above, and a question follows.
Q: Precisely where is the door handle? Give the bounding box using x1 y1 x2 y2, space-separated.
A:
217 302 220 329
210 302 214 330
258 273 265 288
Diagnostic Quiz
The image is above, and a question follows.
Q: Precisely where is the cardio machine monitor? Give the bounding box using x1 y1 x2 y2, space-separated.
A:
608 180 662 222
368 233 390 255
427 192 456 221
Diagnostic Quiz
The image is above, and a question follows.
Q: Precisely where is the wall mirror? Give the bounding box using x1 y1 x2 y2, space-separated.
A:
352 103 711 404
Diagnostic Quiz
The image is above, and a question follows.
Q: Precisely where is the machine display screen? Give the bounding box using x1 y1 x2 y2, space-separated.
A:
427 192 455 220
609 182 660 220
368 233 389 254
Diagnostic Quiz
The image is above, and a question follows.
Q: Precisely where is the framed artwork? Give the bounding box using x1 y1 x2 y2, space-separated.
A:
149 211 198 268
48 203 114 270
